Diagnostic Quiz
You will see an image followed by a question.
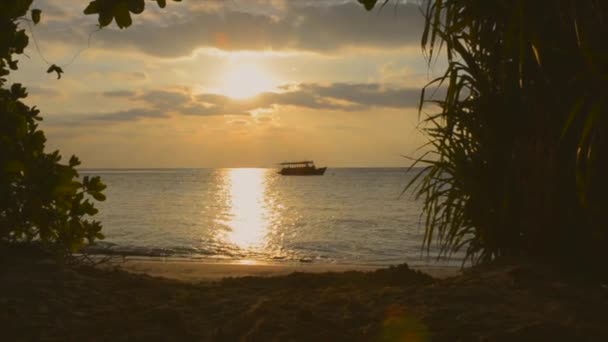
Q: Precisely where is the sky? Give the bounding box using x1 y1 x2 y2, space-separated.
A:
12 0 444 168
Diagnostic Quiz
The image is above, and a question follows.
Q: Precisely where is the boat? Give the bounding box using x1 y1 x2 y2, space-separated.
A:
278 161 327 176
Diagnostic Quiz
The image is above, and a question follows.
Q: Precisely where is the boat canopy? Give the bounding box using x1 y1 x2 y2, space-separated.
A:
278 161 315 166
277 160 326 175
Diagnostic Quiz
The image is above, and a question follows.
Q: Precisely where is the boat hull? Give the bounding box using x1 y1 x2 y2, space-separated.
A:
279 167 327 176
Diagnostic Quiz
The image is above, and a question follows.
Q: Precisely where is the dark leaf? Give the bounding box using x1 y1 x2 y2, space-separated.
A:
358 0 378 11
128 0 145 14
9 60 19 70
46 64 63 79
69 155 81 167
114 2 133 29
83 1 100 14
98 11 113 27
91 192 107 201
31 9 42 24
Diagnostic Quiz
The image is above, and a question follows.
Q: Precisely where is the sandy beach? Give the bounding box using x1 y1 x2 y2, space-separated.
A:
3 248 608 341
114 257 461 282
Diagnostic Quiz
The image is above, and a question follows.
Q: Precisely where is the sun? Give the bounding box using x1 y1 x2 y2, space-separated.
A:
221 63 276 99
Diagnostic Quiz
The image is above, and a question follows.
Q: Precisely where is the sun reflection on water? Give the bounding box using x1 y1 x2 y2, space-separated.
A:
225 168 270 249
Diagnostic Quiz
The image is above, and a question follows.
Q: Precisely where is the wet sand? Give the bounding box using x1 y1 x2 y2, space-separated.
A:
114 257 461 282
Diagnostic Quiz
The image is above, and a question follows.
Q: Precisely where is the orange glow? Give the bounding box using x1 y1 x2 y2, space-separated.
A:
225 168 269 248
214 32 230 49
381 304 430 342
220 62 277 99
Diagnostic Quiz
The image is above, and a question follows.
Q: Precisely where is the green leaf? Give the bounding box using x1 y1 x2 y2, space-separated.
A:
31 9 41 24
91 192 106 201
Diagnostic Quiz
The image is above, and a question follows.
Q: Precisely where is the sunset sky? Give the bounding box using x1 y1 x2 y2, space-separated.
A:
12 0 444 168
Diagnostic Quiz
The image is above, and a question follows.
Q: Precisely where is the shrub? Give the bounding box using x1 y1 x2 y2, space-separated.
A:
0 0 106 254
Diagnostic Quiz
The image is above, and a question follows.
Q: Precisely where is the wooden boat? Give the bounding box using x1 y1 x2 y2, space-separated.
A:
278 161 327 176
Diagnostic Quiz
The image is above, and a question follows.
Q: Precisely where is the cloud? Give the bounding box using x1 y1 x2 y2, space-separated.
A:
255 115 273 123
301 83 422 109
137 90 191 108
88 108 166 121
27 85 63 98
46 1 424 57
103 90 135 97
81 82 424 123
69 89 229 124
109 71 148 82
317 124 363 131
228 119 249 126
44 79 434 126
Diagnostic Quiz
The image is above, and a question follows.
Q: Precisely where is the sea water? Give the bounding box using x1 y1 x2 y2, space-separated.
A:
83 168 463 266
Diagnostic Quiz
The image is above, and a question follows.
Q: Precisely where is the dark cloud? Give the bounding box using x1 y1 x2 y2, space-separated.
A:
300 83 423 109
45 107 169 127
88 108 166 121
188 82 424 116
189 82 418 116
82 90 236 123
137 90 190 108
71 81 425 124
51 1 424 57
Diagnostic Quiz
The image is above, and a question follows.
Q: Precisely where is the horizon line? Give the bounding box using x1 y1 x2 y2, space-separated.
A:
78 166 422 170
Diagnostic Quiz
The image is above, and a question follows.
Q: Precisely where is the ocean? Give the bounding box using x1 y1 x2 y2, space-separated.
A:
83 168 463 267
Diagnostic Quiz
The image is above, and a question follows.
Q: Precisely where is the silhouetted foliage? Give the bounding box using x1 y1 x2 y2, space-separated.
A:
364 1 608 264
358 0 383 11
1 0 187 255
0 1 108 254
83 0 182 29
0 83 106 252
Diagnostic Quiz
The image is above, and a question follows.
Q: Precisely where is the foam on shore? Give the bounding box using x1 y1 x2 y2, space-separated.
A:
107 257 461 282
